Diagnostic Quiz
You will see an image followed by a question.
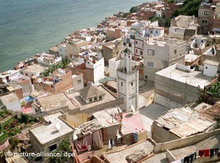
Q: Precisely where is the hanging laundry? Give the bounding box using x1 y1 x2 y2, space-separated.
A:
189 152 196 163
183 155 190 163
111 139 115 147
108 140 112 150
210 148 219 158
133 132 138 143
74 134 93 153
92 130 103 149
198 149 210 157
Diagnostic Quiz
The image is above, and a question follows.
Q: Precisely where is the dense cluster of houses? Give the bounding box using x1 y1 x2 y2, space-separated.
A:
0 0 220 163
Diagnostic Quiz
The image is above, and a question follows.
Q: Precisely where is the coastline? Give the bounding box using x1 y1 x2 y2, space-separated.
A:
0 0 151 72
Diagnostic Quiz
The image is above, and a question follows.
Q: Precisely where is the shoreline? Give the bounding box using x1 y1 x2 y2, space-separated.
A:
0 0 152 72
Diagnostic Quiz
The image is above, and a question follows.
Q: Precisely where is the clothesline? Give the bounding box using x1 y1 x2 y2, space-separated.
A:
171 147 220 163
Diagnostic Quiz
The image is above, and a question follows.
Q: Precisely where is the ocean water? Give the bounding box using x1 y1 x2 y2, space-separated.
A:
0 0 152 71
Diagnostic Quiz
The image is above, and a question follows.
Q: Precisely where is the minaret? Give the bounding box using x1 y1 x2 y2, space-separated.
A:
117 48 139 112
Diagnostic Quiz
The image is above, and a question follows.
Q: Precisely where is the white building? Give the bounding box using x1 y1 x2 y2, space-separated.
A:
70 52 105 85
143 38 187 81
203 59 219 77
22 64 47 77
117 49 139 112
0 70 20 83
58 43 67 58
122 22 164 58
109 57 121 78
36 53 62 67
154 64 215 108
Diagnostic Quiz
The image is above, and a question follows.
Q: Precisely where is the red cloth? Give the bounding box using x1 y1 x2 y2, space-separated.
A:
92 130 103 149
75 134 92 153
199 149 210 157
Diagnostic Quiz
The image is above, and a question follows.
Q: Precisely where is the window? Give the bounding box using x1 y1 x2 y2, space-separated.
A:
202 20 208 24
204 11 209 15
135 41 138 44
99 96 102 100
94 97 97 101
174 50 177 55
131 82 133 86
121 82 123 86
89 98 92 102
136 49 138 53
129 43 132 47
49 144 57 151
140 51 143 55
147 62 154 68
77 79 81 84
147 49 155 56
123 42 126 46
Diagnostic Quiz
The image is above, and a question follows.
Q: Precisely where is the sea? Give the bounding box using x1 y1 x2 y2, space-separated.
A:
0 0 152 71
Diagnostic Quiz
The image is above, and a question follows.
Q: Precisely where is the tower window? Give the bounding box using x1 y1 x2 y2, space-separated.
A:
131 82 133 86
121 82 123 86
140 51 143 55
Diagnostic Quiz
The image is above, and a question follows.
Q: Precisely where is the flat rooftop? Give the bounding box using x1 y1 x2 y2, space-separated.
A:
0 93 19 104
143 134 220 163
92 107 121 127
60 112 89 128
121 112 145 135
0 70 18 78
155 106 215 138
23 64 47 73
37 93 79 112
156 64 214 89
185 53 200 63
140 103 170 136
30 112 73 145
103 140 154 163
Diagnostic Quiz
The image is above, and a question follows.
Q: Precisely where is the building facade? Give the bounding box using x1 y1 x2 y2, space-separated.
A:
117 49 139 112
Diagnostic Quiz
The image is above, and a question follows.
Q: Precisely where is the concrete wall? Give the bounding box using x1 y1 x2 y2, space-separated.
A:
84 98 123 115
154 129 220 153
72 73 84 91
143 41 186 82
203 63 218 77
66 41 88 58
102 40 122 65
154 73 200 108
30 130 73 153
93 58 105 85
54 71 73 93
109 58 121 79
152 122 180 143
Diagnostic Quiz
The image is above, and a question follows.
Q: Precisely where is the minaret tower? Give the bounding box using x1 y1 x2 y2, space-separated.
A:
117 48 139 112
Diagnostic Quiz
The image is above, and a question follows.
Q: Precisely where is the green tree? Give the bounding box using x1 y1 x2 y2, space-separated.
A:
130 6 138 13
49 139 73 163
